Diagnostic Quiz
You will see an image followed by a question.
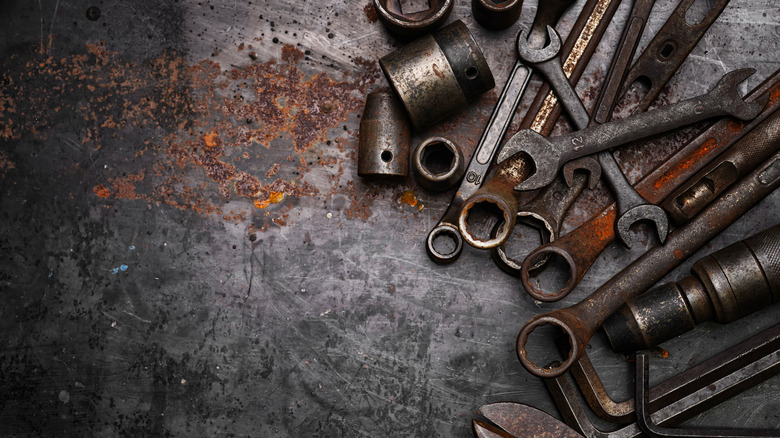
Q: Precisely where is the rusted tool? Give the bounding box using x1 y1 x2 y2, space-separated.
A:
635 354 780 437
548 331 780 438
472 0 524 30
604 224 780 352
619 0 731 113
425 0 575 263
358 90 411 180
498 69 765 192
373 0 453 38
457 0 622 250
568 322 780 425
516 150 780 378
412 136 465 191
474 418 517 438
518 72 780 300
380 20 495 130
477 402 584 438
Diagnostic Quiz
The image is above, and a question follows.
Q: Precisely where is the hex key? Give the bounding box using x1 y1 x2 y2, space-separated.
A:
566 324 780 424
546 345 780 438
635 354 780 437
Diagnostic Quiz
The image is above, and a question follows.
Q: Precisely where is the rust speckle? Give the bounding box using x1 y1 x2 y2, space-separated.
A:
432 64 445 79
727 119 744 133
93 184 111 198
673 249 684 260
651 346 670 359
364 3 379 23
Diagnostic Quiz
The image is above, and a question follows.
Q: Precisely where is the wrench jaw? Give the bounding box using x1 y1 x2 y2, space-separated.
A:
497 130 558 192
615 205 670 249
563 157 602 190
516 25 562 64
711 68 769 121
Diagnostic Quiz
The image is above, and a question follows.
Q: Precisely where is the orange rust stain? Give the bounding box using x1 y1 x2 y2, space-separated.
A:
363 2 379 22
652 346 670 359
401 190 418 207
653 138 719 192
254 191 285 209
204 132 219 148
770 88 780 105
673 249 684 260
93 184 110 198
727 119 744 133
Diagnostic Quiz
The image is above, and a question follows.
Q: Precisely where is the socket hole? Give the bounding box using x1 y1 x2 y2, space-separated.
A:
465 66 479 80
422 141 454 176
431 230 458 256
464 201 505 243
381 150 393 162
522 323 571 368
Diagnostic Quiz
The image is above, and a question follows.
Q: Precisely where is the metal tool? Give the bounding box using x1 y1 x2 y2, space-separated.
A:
548 333 780 438
498 68 766 192
380 20 495 130
517 18 669 250
619 0 731 113
412 136 465 191
477 402 584 438
635 354 780 437
373 0 453 38
568 322 780 425
472 0 524 30
457 0 622 251
358 90 411 180
604 224 780 352
424 0 575 263
474 418 517 438
518 72 780 301
516 150 780 378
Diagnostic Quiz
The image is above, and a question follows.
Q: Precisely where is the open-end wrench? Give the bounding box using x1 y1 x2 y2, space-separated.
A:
498 68 767 192
517 18 669 251
516 149 780 378
635 354 780 437
517 72 780 301
424 0 575 264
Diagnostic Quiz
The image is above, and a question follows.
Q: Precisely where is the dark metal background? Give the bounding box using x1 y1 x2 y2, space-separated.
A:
0 0 778 436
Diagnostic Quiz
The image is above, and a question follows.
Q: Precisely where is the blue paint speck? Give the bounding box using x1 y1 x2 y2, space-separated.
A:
129 245 135 250
48 271 53 278
120 264 128 272
112 267 119 274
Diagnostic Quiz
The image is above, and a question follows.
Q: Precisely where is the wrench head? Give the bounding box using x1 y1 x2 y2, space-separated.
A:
710 68 769 121
562 156 601 189
497 129 559 191
616 204 669 248
516 25 561 64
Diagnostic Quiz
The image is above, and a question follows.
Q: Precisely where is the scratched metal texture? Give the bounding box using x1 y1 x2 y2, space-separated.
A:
0 0 778 436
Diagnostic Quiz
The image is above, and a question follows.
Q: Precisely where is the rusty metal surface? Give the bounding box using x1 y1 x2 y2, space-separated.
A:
0 0 779 436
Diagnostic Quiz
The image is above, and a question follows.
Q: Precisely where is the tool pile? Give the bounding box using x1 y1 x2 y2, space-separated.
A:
361 0 779 436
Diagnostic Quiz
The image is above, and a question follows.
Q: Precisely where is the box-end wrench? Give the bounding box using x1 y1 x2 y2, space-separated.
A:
498 68 767 193
517 20 669 252
517 72 780 302
635 354 780 437
424 0 575 264
516 150 780 378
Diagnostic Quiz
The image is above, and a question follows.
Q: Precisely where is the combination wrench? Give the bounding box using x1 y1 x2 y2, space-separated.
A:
497 68 766 192
516 18 669 252
424 0 575 264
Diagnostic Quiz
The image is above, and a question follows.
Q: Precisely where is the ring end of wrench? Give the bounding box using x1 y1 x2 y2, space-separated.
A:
426 223 464 264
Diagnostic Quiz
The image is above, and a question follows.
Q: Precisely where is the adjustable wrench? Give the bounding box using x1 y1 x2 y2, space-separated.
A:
424 0 575 264
517 18 669 250
498 68 766 192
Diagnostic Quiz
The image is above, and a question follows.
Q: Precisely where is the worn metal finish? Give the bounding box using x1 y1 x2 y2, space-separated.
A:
571 323 780 425
620 0 731 113
478 402 584 438
379 20 494 129
358 90 411 180
516 149 780 378
491 171 589 278
373 0 454 38
474 418 517 438
604 224 780 352
424 0 572 263
548 323 780 438
499 69 766 191
519 72 780 300
412 136 466 191
457 0 620 250
472 0 524 30
635 354 780 437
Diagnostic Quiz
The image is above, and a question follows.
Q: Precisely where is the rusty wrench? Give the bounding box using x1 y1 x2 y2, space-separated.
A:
424 0 575 264
498 68 766 192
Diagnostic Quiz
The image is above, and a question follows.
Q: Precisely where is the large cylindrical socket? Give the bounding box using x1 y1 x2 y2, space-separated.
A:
603 224 780 353
379 20 495 129
358 90 411 180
